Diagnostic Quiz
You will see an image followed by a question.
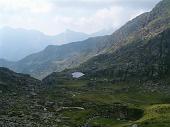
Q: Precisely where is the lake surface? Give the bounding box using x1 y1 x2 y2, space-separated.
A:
72 72 85 78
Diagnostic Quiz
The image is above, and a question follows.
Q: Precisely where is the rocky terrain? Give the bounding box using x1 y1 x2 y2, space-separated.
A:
0 66 170 127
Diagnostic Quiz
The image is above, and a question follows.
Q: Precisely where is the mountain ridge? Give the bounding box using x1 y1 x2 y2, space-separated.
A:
0 27 99 61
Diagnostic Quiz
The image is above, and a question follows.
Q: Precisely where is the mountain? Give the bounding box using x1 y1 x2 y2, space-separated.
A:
0 27 53 61
1 0 170 80
8 36 111 79
0 58 14 68
0 27 113 61
75 0 170 79
0 27 90 61
76 28 170 81
1 27 170 127
1 29 170 126
52 29 90 45
43 0 170 81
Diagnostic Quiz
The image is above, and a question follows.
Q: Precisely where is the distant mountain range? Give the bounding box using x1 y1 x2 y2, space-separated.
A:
0 27 113 61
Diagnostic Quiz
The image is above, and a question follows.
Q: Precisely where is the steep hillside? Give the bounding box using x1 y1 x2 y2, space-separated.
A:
78 28 170 81
108 0 170 53
0 27 54 61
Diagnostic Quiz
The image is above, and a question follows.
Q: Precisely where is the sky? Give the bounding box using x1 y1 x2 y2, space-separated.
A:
0 0 161 35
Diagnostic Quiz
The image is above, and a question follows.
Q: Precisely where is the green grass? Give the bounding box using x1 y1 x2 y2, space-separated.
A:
89 118 130 127
61 109 93 126
136 104 170 127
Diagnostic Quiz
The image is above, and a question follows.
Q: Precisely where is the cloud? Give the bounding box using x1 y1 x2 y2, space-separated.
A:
0 0 54 14
52 6 145 33
0 0 161 35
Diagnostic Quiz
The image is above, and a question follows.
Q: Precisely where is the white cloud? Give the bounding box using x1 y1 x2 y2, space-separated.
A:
0 0 54 14
51 6 145 34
